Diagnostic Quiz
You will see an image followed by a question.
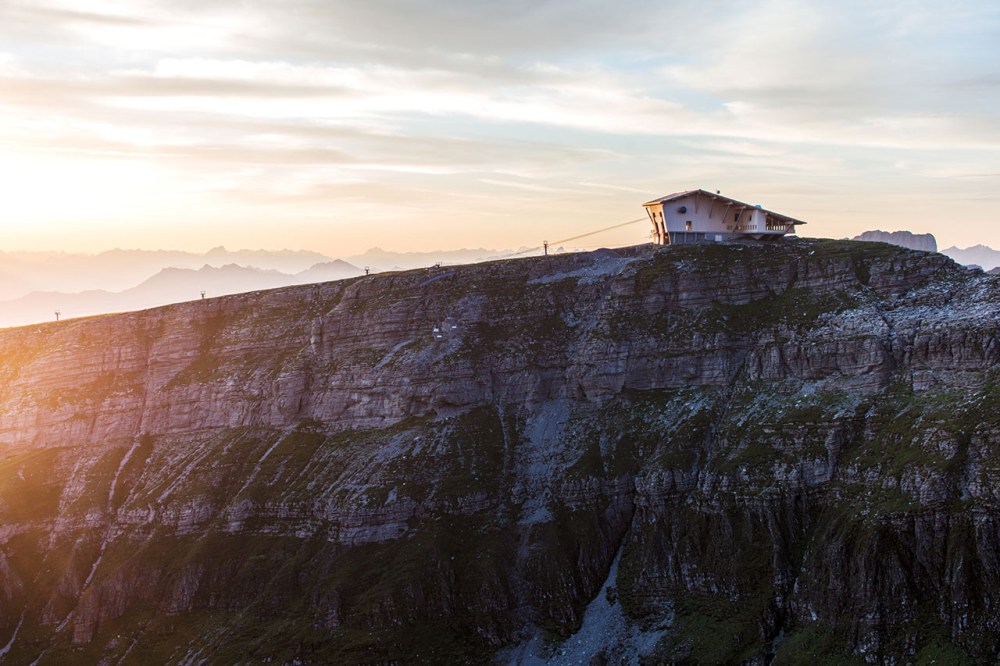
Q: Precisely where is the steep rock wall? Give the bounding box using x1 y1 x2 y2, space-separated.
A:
0 239 997 664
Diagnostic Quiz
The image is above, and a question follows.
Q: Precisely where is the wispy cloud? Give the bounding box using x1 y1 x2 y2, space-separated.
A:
1 0 999 253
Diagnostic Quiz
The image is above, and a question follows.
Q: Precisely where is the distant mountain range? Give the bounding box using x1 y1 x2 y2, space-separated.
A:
345 246 519 271
938 245 1000 272
0 260 362 329
852 231 999 271
0 246 334 301
0 245 534 327
0 246 524 304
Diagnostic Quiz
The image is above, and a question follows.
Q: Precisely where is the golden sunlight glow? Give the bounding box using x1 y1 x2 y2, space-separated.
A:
0 153 173 224
0 0 998 255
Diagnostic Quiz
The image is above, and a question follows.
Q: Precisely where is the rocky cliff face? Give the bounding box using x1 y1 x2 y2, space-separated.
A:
0 239 997 664
852 230 938 254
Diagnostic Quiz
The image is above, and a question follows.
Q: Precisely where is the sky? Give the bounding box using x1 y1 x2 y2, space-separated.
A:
1 0 999 256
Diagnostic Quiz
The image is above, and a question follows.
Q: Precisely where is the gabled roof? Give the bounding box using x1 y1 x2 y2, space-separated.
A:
643 189 807 225
643 189 700 205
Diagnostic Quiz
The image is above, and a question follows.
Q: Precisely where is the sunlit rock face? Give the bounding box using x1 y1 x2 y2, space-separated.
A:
0 239 997 664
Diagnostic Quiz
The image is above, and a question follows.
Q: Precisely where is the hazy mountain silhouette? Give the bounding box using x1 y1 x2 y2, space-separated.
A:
0 261 363 328
347 246 520 271
0 243 537 327
0 247 334 301
940 245 1000 271
295 260 368 283
0 246 526 303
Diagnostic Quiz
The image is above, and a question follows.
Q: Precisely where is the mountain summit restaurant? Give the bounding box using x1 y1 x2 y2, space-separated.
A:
643 189 806 245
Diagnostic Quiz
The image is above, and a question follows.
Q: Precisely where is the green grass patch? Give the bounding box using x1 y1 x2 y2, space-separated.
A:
773 624 866 665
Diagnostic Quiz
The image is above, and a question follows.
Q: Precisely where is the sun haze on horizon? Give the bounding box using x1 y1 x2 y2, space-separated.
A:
1 0 999 256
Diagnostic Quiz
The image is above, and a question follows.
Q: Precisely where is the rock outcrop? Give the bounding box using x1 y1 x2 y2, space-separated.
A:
852 230 938 253
0 239 998 664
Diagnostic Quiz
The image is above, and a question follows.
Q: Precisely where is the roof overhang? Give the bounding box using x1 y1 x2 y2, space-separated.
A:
643 189 806 225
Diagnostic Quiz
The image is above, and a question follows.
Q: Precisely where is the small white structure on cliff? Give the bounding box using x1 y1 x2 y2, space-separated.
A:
643 189 806 246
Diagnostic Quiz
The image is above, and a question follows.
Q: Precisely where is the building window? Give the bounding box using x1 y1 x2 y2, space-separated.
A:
685 221 692 231
734 212 740 222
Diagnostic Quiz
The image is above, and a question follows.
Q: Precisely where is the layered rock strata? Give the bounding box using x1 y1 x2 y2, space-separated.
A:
0 239 997 664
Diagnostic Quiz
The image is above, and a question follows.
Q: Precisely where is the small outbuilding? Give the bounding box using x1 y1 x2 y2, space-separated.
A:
643 189 806 245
